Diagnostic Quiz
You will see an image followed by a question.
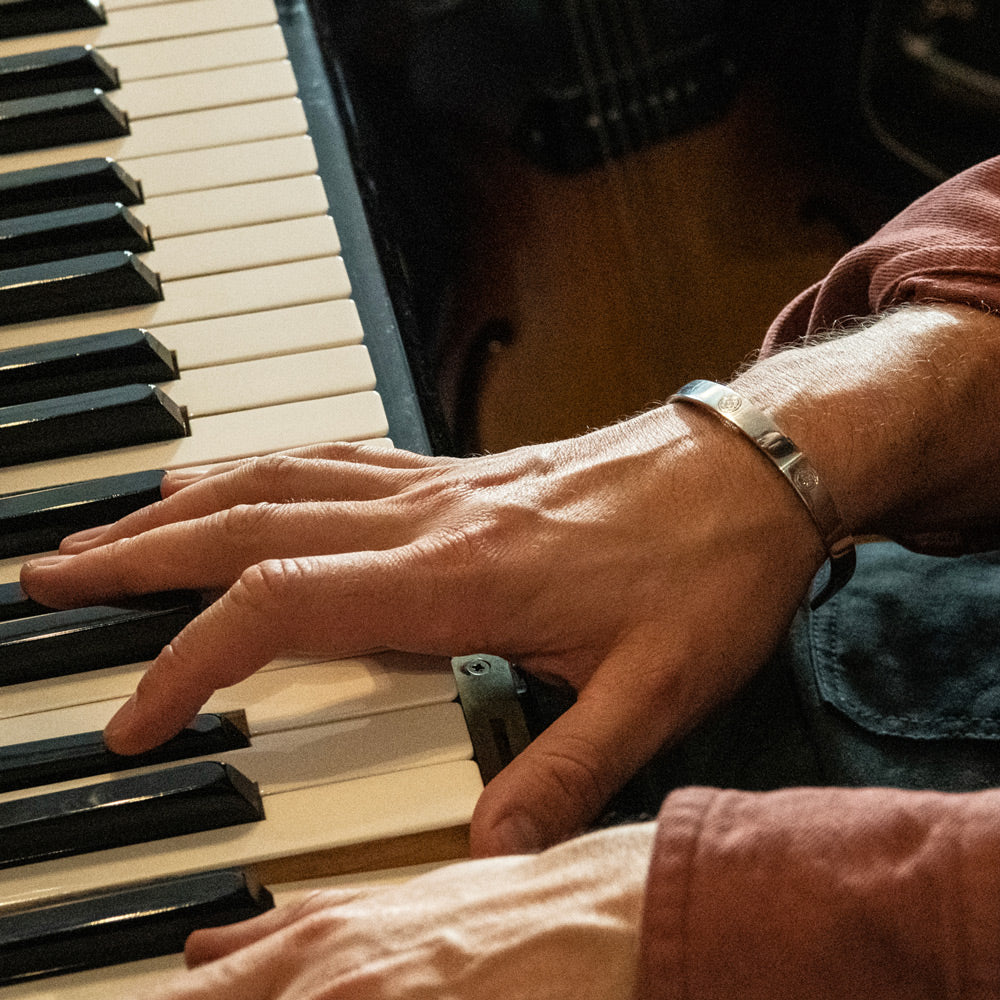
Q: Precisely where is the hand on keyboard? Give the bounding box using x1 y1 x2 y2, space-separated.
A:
152 821 654 1000
20 408 823 857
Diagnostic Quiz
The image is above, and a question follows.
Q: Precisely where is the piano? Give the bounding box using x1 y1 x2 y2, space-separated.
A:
0 0 529 991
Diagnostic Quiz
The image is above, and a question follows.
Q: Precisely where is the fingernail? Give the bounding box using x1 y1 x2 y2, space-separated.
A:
494 812 544 855
22 554 73 573
165 466 211 487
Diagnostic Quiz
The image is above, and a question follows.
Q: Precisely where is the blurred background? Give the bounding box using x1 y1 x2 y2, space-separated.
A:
307 0 1000 454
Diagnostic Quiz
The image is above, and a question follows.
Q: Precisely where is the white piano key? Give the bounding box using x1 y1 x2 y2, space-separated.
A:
0 344 371 450
0 556 33 586
0 390 389 493
273 863 450 894
6 212 333 285
0 758 484 910
104 25 288 80
0 256 352 350
0 0 279 59
122 134 318 197
104 0 222 9
143 216 341 281
0 702 472 805
115 60 299 120
154 299 364 367
0 652 329 719
161 344 375 417
0 953 185 1000
0 97 308 176
137 175 329 238
0 652 457 727
0 299 363 376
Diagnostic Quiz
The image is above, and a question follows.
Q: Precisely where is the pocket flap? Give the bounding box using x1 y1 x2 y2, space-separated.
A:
810 543 1000 740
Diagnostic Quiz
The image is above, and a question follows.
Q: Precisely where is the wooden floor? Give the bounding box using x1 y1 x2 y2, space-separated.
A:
438 82 862 454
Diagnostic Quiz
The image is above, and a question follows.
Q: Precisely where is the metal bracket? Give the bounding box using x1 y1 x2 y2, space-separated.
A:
451 654 531 784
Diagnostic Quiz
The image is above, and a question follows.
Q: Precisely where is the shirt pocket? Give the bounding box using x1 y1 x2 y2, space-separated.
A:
808 542 1000 741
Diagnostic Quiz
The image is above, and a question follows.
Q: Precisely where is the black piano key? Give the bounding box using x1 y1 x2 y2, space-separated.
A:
0 46 119 101
0 202 153 270
0 589 204 685
0 383 188 467
0 159 143 221
0 761 264 869
0 88 129 155
0 0 107 41
0 469 165 559
0 867 272 985
0 581 49 622
0 250 162 325
0 328 177 406
0 713 252 794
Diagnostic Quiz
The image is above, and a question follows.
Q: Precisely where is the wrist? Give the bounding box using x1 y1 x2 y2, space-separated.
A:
647 400 828 603
730 305 1000 544
668 380 855 606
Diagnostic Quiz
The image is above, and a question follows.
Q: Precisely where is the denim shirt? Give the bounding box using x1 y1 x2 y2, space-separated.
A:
651 543 1000 795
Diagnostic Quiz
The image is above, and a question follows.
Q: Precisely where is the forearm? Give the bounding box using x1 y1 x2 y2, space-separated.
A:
722 304 1000 551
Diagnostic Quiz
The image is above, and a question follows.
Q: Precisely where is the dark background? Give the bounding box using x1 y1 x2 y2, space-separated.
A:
307 0 1000 453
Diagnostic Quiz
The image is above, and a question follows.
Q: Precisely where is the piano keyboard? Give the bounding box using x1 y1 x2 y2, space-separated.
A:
0 0 527 988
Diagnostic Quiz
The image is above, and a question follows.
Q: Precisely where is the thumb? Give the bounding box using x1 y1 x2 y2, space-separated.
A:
469 682 664 857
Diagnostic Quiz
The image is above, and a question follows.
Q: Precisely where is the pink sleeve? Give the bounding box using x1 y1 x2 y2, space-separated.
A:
762 156 1000 353
761 156 1000 553
634 786 1000 999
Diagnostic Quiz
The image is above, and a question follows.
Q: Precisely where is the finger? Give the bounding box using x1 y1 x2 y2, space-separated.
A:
185 889 362 967
59 452 435 555
22 500 413 607
158 443 453 501
160 442 454 496
469 655 672 857
157 891 359 1000
102 548 471 753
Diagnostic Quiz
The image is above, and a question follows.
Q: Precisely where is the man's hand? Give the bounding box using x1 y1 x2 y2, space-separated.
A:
20 405 823 855
148 822 654 1000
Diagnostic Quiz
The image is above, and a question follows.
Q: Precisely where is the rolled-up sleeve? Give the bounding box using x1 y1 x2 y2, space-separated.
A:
763 156 1000 353
634 785 1000 999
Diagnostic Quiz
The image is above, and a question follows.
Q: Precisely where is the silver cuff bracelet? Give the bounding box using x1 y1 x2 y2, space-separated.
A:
668 379 856 608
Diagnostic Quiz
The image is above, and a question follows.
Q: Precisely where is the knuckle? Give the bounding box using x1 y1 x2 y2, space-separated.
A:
536 736 613 813
210 502 284 542
233 558 298 610
285 906 345 950
240 452 306 494
414 483 504 556
435 507 527 574
435 517 495 563
409 517 508 605
218 560 305 653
